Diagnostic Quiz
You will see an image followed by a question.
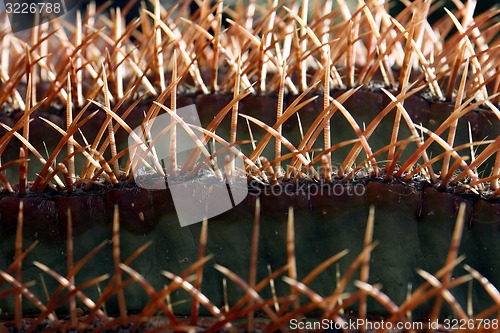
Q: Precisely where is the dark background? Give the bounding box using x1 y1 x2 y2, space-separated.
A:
77 0 496 24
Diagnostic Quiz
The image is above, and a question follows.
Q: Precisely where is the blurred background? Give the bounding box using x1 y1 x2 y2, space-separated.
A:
0 0 495 34
74 0 494 24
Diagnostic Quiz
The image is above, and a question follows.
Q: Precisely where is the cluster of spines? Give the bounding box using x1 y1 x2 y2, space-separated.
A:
0 0 498 100
0 1 499 330
0 0 498 195
3 197 500 332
